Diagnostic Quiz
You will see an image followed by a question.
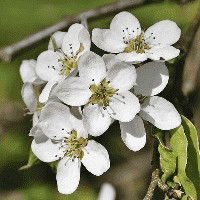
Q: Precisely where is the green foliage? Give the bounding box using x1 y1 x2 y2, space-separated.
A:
154 115 200 199
170 125 197 199
19 149 41 170
48 160 60 174
181 116 200 199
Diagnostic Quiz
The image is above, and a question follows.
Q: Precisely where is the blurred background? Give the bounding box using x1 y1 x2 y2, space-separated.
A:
0 0 199 199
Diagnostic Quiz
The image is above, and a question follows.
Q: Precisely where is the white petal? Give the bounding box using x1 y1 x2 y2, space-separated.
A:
92 28 126 53
81 140 110 176
78 51 107 85
39 79 58 103
56 157 81 195
21 82 37 113
108 91 140 122
40 102 73 139
31 137 62 162
70 112 88 138
119 115 146 151
115 52 147 62
33 112 39 126
97 183 116 200
36 50 63 81
110 11 141 40
140 96 182 130
29 123 43 137
134 62 169 96
62 23 84 57
48 31 67 50
56 77 92 106
106 62 136 92
20 59 45 84
102 54 121 71
146 45 180 61
83 104 111 136
78 27 91 57
144 20 181 46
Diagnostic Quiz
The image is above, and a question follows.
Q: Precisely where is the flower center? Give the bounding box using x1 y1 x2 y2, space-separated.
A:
87 78 117 109
58 43 85 76
63 129 87 160
123 30 151 54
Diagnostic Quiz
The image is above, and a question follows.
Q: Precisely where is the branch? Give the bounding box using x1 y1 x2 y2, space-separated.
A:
0 0 146 62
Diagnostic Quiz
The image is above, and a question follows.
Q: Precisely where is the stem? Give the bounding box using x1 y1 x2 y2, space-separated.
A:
0 0 146 62
143 169 160 200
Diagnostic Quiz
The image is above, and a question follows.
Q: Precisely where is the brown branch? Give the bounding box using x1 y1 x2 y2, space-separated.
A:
0 0 146 62
175 6 200 54
143 169 160 200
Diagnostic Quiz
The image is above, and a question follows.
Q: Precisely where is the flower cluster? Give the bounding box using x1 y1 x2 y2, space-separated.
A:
20 11 182 195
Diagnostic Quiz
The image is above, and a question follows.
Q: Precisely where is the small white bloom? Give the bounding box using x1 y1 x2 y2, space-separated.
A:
35 23 91 103
19 59 45 84
98 182 116 200
30 102 110 195
120 62 181 151
56 51 140 136
92 11 181 63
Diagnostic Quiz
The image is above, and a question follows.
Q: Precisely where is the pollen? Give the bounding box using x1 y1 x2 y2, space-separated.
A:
58 43 85 76
64 129 87 160
123 30 151 54
87 78 117 108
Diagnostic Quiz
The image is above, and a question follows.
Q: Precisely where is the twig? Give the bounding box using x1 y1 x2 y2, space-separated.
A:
0 0 146 62
143 169 160 200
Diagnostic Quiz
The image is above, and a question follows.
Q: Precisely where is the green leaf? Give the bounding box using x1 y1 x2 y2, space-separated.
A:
167 181 179 188
170 125 197 199
19 148 41 170
48 160 59 173
182 196 188 200
158 144 176 183
181 115 200 199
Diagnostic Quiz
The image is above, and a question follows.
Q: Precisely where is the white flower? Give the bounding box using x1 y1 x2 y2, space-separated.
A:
55 51 140 136
19 59 45 84
20 59 46 124
98 183 116 200
92 11 181 63
35 23 91 103
30 102 110 195
120 62 182 152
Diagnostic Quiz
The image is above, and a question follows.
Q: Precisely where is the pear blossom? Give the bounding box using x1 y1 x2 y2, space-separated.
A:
120 62 181 152
30 102 110 195
20 59 47 123
35 23 91 103
20 59 46 114
98 183 116 200
19 59 45 84
55 51 140 136
92 11 181 63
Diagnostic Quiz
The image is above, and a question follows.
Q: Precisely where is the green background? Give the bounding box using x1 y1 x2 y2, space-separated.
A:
0 0 199 199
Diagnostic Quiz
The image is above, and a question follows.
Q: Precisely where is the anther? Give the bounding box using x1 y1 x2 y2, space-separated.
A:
92 79 94 81
108 105 116 115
